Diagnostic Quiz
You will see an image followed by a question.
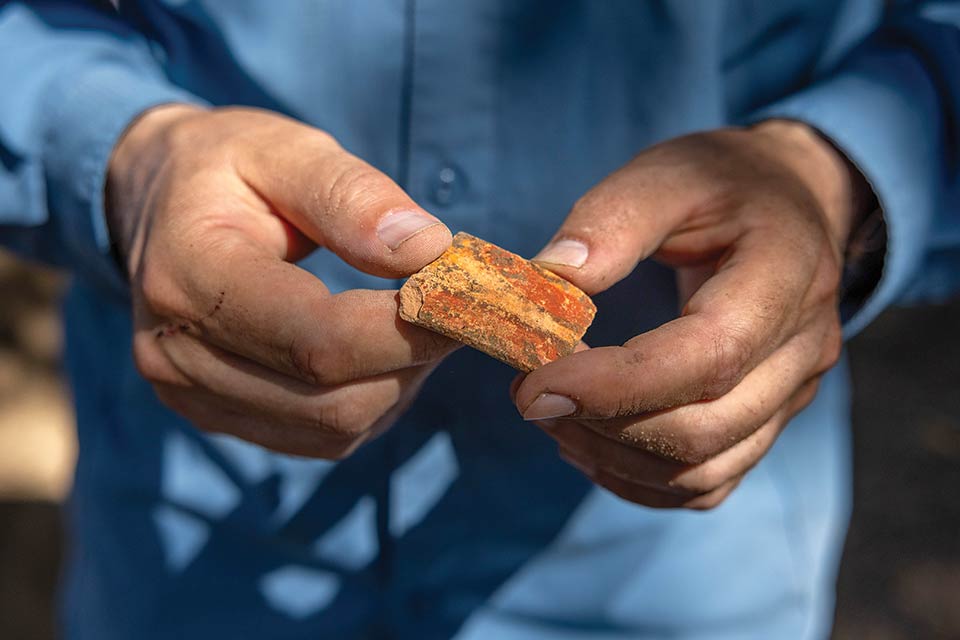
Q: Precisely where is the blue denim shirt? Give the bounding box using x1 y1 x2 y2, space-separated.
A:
2 2 959 638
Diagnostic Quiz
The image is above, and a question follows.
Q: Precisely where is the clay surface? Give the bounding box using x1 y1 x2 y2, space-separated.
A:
399 232 596 371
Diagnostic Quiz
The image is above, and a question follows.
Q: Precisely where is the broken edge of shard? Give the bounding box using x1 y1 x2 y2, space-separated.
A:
398 232 596 371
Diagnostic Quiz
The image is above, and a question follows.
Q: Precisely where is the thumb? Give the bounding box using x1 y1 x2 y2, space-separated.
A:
238 116 450 278
531 159 698 294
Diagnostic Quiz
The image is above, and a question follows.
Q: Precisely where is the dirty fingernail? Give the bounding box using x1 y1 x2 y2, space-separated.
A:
523 393 577 421
377 210 440 250
533 239 589 268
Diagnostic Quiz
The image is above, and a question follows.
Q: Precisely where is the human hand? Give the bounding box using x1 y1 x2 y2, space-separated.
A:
107 105 458 459
514 120 872 508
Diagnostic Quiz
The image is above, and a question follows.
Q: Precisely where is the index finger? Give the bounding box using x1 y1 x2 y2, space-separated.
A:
141 239 459 386
515 226 831 419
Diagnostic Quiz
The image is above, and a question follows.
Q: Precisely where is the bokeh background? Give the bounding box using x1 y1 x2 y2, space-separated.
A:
0 248 957 640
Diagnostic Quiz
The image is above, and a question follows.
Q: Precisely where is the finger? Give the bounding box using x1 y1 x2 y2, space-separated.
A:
507 340 589 405
561 447 744 510
509 374 525 405
139 239 459 385
521 314 838 462
589 471 743 510
548 374 820 498
234 112 451 277
517 235 837 423
147 336 433 451
154 386 364 459
147 324 435 420
554 428 689 495
156 373 424 460
549 406 776 496
530 144 707 294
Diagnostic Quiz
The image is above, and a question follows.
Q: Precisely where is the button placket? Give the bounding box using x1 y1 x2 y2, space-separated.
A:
404 0 498 235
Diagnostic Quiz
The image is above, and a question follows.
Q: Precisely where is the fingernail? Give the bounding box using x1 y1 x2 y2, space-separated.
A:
523 393 577 421
377 210 440 250
533 239 588 268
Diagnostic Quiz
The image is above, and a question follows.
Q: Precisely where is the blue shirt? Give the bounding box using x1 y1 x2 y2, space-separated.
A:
2 2 959 638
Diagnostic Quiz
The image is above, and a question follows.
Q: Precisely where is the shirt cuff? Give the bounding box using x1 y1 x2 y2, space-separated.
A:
748 46 943 337
40 63 207 297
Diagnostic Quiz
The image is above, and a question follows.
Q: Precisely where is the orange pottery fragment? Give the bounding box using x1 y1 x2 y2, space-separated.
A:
399 232 597 371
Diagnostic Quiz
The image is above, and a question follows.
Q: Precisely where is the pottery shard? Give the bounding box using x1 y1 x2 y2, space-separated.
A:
399 232 597 372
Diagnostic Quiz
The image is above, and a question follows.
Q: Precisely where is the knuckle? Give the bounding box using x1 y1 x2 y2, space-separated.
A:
161 114 203 151
177 107 259 145
795 380 821 411
138 264 179 316
286 338 350 387
408 329 457 366
324 163 391 217
670 409 736 465
812 253 843 302
569 191 604 219
610 388 651 419
817 323 844 372
568 185 634 233
212 105 259 120
133 333 181 386
286 340 322 385
703 323 754 399
672 462 729 496
164 116 238 164
311 400 380 440
306 127 339 149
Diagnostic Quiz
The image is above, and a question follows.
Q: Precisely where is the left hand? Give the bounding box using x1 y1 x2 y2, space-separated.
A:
513 120 872 509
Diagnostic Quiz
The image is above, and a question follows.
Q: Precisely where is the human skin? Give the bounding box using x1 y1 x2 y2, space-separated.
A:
108 106 869 508
106 104 460 460
514 120 873 509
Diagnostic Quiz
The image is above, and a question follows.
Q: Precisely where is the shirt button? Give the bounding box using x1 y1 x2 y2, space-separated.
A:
429 165 465 206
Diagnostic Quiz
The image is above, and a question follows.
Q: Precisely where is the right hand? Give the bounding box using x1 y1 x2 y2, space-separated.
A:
106 104 458 459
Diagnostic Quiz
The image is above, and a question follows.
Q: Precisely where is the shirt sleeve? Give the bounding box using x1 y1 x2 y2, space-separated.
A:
0 1 205 295
750 1 960 337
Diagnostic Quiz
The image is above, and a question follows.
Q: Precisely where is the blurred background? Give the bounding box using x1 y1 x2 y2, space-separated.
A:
0 248 957 640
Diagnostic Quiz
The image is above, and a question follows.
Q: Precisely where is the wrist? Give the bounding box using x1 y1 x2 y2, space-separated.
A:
751 118 875 256
106 103 206 275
